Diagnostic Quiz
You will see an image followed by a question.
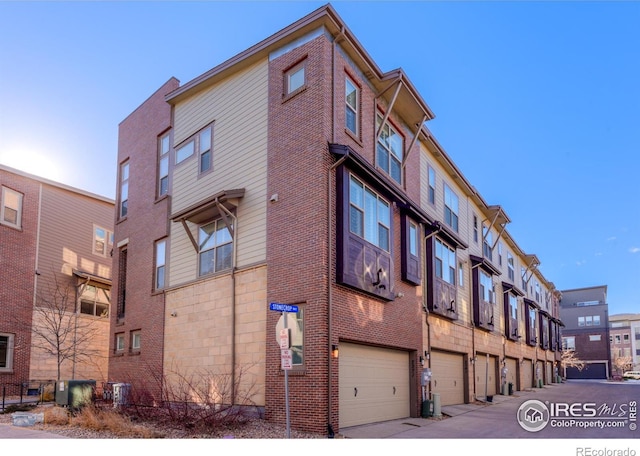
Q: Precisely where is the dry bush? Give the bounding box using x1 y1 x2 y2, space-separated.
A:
71 405 159 438
44 406 70 425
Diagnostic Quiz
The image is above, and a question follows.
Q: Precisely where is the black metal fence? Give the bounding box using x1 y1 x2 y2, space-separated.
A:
1 381 55 411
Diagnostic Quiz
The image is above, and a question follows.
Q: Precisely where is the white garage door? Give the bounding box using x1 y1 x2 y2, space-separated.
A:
339 344 410 428
430 350 465 405
476 354 497 399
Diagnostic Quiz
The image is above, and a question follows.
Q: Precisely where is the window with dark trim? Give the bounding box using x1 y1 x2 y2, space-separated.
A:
502 282 523 341
471 255 500 331
376 114 403 185
444 184 459 232
539 311 550 350
427 166 436 205
426 235 459 319
401 215 421 285
198 218 232 276
524 299 538 346
336 166 394 300
0 333 15 371
158 131 170 197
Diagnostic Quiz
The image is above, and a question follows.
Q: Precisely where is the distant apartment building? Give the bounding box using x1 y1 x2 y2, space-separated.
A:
0 165 114 390
559 286 611 379
108 4 564 435
609 313 640 374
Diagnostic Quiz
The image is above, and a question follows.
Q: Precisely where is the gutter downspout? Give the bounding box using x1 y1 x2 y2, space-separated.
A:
422 225 440 401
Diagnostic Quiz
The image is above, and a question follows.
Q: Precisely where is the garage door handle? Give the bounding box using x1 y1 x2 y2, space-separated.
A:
393 386 396 395
434 380 437 387
354 387 358 397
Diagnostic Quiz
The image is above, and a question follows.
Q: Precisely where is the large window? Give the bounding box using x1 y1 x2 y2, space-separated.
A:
376 114 403 184
79 284 110 317
158 132 170 197
349 175 390 251
435 239 456 285
471 255 499 330
0 333 14 371
1 187 23 229
345 76 359 136
563 336 576 350
155 239 167 290
119 161 129 218
444 184 459 232
198 219 233 276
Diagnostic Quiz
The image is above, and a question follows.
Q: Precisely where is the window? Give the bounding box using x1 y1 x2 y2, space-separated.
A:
624 334 630 342
589 335 602 342
444 184 459 232
115 333 125 352
155 239 166 290
158 132 170 196
285 60 306 95
458 262 465 288
176 140 194 164
507 252 515 281
563 336 576 350
498 242 503 266
473 215 478 243
0 333 14 371
615 334 621 344
117 248 127 320
345 76 359 136
198 219 233 276
435 239 456 285
482 225 493 261
93 225 113 256
79 284 110 317
1 187 23 229
376 114 403 184
349 175 390 251
401 216 421 285
290 308 304 366
199 126 212 173
130 330 141 351
577 300 599 306
119 161 129 218
521 267 527 290
528 306 537 345
480 270 494 304
428 167 436 205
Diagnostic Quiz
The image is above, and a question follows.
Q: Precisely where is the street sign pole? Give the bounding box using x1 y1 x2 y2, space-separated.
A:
283 311 291 439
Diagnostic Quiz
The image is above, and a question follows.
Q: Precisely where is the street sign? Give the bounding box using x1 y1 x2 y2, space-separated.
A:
269 302 299 313
279 328 290 350
281 349 293 370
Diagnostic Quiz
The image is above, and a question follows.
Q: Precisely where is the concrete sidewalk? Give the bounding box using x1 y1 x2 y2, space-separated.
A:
0 423 68 439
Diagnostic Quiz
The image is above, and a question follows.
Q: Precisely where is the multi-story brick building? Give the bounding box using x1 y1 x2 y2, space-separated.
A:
559 285 611 379
609 313 640 374
109 4 563 434
0 164 114 391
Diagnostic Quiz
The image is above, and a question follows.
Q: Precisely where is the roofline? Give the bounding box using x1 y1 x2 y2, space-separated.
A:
0 163 115 204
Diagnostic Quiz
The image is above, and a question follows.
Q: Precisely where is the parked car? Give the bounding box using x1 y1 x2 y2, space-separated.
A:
622 371 640 380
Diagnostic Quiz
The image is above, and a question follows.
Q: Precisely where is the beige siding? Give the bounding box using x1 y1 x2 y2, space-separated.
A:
169 60 268 287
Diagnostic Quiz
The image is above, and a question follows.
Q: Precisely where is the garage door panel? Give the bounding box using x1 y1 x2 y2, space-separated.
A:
522 359 533 390
339 344 410 428
431 351 465 406
476 354 497 398
505 358 518 390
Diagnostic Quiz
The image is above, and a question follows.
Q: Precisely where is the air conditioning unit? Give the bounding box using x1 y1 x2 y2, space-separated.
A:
55 380 96 408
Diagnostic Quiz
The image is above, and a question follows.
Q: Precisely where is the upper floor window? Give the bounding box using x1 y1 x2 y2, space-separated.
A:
578 315 601 327
498 242 503 266
563 336 576 350
0 333 15 372
521 266 527 290
444 184 459 232
115 333 125 352
480 270 494 304
199 127 213 173
349 175 390 251
285 60 306 96
198 219 233 276
79 284 110 317
176 139 194 164
473 215 478 243
175 124 214 174
94 225 113 257
507 252 515 281
158 132 170 197
119 161 129 218
376 114 403 184
482 225 493 261
131 330 141 352
435 238 456 285
155 239 167 290
345 76 359 136
1 187 23 229
428 166 436 205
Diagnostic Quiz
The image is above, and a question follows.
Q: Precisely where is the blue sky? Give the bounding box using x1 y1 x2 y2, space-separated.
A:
1 1 638 316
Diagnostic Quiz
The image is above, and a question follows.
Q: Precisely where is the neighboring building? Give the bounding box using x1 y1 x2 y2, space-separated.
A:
609 313 640 374
559 286 611 379
0 164 114 391
109 4 563 435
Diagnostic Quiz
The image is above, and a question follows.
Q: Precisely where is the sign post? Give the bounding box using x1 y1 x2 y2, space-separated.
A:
269 303 298 438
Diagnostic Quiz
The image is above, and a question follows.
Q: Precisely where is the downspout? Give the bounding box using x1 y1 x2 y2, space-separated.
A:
216 200 238 403
422 225 440 400
327 26 345 438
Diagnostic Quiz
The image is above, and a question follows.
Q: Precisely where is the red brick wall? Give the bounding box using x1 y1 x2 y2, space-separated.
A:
266 34 424 435
108 78 179 400
0 169 39 388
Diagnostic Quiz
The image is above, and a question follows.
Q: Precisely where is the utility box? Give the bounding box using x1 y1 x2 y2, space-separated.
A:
55 380 95 408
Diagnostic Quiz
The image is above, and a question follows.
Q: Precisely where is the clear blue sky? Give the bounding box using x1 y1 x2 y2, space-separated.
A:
1 1 638 316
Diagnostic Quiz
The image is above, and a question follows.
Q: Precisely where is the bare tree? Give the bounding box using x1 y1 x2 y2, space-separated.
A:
24 271 106 381
560 348 585 376
613 355 633 376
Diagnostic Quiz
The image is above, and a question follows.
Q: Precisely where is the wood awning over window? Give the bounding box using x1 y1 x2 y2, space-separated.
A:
72 269 112 287
502 281 524 296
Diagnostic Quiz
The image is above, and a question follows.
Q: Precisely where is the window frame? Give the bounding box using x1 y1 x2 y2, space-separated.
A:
130 330 141 352
348 174 391 252
93 225 114 257
79 284 110 317
285 59 306 96
198 218 233 277
158 131 171 197
426 236 459 320
115 333 125 353
155 238 167 290
376 114 404 185
119 161 129 219
1 186 23 229
345 75 359 137
0 333 14 372
401 215 421 285
427 166 436 205
444 183 459 233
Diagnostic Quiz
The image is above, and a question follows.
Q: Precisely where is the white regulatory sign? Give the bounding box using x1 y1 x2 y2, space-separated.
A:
281 349 293 370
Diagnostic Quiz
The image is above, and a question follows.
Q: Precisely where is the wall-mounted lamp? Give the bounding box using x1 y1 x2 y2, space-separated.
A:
332 344 339 358
270 193 279 203
395 292 405 298
470 356 478 365
419 355 425 366
170 310 178 317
